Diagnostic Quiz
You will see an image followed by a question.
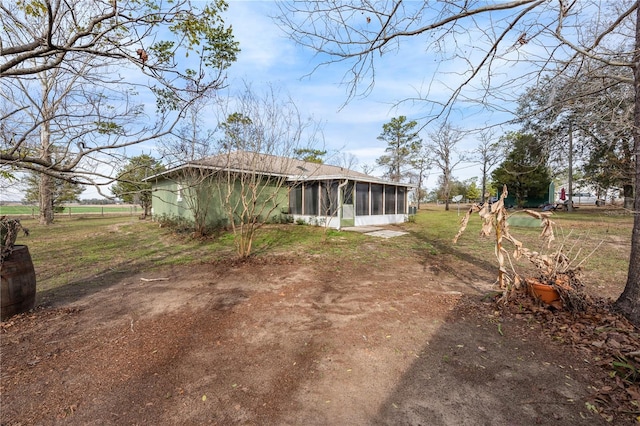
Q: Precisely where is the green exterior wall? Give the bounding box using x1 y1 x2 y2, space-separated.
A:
151 175 290 227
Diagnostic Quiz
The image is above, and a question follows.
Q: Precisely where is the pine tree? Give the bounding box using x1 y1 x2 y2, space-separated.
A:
491 133 551 207
376 116 422 182
111 155 165 218
22 172 84 215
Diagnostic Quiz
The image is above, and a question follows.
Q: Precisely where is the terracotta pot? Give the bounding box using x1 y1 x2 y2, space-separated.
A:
529 281 560 305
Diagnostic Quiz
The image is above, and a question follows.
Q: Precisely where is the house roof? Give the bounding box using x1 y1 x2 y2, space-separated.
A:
147 151 414 187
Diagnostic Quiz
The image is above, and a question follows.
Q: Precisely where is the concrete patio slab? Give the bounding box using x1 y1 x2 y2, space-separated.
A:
341 226 408 238
364 230 408 238
341 226 382 233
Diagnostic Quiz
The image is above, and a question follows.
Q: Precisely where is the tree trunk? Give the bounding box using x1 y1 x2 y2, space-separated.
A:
38 84 54 226
444 172 451 211
417 169 423 210
38 173 54 225
38 116 54 225
614 2 640 327
142 201 150 219
481 176 487 205
623 183 634 210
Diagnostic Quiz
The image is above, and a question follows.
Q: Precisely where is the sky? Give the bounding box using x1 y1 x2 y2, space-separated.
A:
2 0 540 201
3 1 631 203
208 1 426 171
204 1 519 190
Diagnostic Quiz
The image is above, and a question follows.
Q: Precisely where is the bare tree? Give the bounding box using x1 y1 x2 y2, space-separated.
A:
1 54 149 223
276 1 580 114
427 122 467 211
361 163 376 175
1 0 239 188
329 151 359 170
215 84 324 258
159 93 219 237
409 145 432 209
518 67 635 209
619 4 640 323
474 131 504 204
276 0 640 325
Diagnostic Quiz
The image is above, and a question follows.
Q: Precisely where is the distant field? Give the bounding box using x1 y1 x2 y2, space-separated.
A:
0 204 139 216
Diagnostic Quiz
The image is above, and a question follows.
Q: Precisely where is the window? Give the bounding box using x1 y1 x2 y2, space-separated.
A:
321 181 339 216
343 182 354 205
356 182 369 215
176 184 183 202
385 185 396 214
396 187 406 214
371 184 383 215
304 182 319 215
289 185 302 214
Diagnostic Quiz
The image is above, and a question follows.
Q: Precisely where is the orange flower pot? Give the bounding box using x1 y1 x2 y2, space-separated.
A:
529 281 561 305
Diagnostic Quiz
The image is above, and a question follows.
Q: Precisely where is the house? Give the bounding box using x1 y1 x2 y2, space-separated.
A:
146 151 414 229
554 181 614 205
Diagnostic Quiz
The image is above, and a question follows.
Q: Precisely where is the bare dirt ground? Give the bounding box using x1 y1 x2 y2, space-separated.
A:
1 231 639 425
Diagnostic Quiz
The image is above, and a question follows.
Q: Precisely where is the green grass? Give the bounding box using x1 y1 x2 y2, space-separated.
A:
406 204 632 296
0 204 138 216
15 216 219 292
10 204 633 300
15 217 368 294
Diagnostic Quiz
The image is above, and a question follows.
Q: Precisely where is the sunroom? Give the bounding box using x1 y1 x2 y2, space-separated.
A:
287 177 411 229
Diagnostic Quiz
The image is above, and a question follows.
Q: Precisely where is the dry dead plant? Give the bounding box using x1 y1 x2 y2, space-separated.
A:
0 216 29 263
453 185 589 307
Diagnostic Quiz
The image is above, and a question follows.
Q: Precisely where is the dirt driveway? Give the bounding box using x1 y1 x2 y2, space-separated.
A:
0 232 634 425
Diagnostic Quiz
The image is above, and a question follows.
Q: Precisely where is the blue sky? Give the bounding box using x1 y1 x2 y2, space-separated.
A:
214 1 527 188
3 1 628 202
106 1 552 199
222 1 426 170
3 0 539 201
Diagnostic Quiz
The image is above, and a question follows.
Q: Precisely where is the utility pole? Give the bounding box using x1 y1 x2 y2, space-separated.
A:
567 121 574 212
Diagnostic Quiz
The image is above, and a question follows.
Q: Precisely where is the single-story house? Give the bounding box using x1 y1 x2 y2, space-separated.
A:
146 150 414 229
553 181 616 205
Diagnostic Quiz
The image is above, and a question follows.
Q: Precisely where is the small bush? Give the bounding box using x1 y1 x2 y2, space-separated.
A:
267 214 293 225
156 214 227 237
156 214 195 234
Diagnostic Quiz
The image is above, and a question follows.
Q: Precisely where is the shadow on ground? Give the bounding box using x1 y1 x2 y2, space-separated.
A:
371 297 605 426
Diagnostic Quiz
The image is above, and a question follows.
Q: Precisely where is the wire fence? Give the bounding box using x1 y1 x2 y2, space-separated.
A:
0 204 141 218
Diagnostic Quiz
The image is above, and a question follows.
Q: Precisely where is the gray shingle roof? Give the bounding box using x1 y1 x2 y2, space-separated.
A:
149 150 413 187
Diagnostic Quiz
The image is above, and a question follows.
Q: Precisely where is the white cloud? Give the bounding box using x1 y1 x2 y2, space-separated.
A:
227 2 299 72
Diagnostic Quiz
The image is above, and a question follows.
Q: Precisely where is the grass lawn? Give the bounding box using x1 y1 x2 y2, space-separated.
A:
407 204 632 299
9 203 632 301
